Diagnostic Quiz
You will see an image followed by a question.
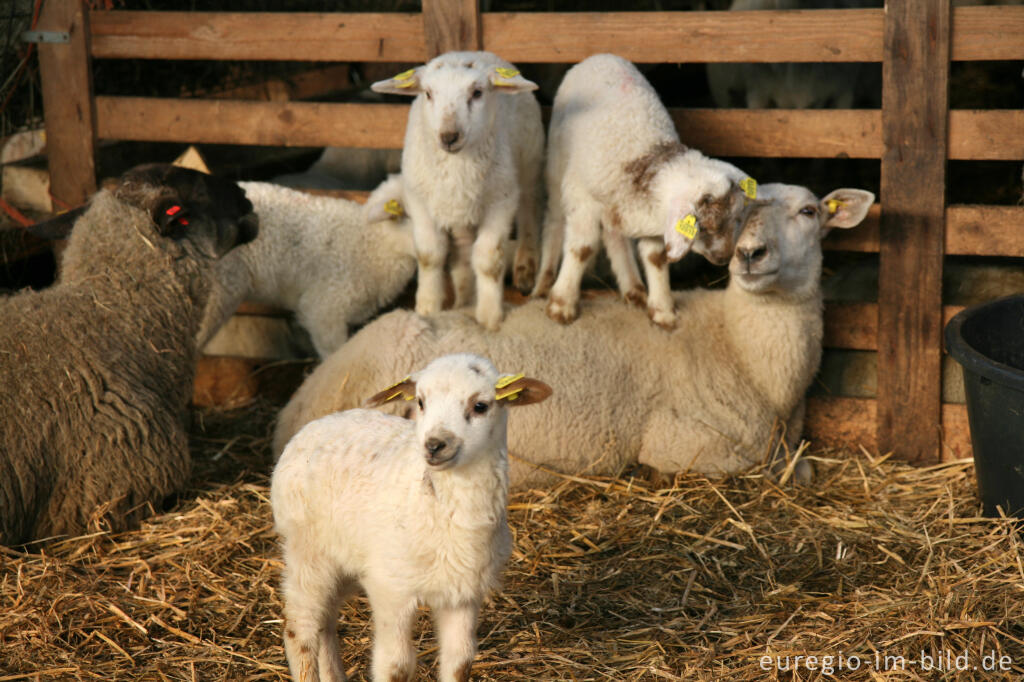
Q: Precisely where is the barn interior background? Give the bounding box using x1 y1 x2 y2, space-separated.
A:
1 1 1023 679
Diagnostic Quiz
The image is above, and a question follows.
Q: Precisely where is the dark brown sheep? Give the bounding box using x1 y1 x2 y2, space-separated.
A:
0 164 257 546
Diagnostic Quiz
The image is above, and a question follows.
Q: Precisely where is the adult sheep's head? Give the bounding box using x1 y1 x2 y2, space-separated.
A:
371 51 537 154
115 163 258 259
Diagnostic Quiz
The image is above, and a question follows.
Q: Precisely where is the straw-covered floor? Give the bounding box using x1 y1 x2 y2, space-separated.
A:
2 400 1022 681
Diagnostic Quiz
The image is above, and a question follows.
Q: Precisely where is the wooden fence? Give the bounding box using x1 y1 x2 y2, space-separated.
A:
34 0 1024 464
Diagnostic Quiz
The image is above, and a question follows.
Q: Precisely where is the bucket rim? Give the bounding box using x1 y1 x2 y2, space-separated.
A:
944 294 1024 393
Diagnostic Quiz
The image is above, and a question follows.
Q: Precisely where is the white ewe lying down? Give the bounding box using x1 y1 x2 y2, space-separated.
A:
197 175 415 358
372 51 544 330
535 53 756 330
274 184 874 487
272 354 551 682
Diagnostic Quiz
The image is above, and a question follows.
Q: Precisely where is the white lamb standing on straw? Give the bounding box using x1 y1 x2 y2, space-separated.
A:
372 51 544 330
535 52 757 329
271 353 551 682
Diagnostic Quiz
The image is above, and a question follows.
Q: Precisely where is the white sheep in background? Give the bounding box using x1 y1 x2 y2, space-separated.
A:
535 53 757 330
271 353 551 682
274 184 874 487
197 175 415 359
371 51 544 330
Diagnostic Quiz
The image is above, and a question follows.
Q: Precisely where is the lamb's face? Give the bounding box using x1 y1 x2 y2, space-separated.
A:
371 53 537 154
410 354 505 470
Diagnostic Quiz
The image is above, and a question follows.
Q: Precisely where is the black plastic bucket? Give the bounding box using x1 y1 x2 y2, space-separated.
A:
945 294 1024 517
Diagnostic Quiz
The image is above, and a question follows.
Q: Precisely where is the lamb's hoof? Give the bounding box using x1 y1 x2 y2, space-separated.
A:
513 255 537 295
546 296 578 325
475 306 503 332
531 269 556 299
624 287 647 309
648 307 677 330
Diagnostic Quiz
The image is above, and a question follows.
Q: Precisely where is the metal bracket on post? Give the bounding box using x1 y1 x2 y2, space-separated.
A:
22 30 71 44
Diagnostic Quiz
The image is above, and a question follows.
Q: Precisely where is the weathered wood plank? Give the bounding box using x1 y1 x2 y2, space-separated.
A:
201 64 351 101
423 0 481 57
804 396 970 462
949 110 1024 161
94 97 409 148
38 0 97 208
483 10 883 63
952 5 1024 61
824 303 964 352
89 11 427 62
876 0 949 464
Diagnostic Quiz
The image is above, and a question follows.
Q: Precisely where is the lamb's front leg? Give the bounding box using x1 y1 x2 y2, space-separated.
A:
602 226 646 309
472 202 515 331
366 589 418 682
433 602 480 682
411 209 448 317
636 237 677 330
546 200 601 324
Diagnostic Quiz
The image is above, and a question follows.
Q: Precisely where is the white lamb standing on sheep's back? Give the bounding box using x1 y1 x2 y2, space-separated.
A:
535 53 757 330
371 51 544 330
273 184 874 488
272 353 551 682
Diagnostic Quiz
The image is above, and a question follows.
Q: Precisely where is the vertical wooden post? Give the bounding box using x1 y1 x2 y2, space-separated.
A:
422 0 482 57
876 1 950 463
37 0 97 208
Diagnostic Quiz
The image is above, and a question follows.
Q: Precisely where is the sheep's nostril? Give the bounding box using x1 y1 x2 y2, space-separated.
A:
425 438 447 456
739 245 768 264
440 131 460 148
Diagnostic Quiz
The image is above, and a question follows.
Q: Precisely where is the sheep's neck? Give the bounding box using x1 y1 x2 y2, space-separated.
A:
723 284 824 417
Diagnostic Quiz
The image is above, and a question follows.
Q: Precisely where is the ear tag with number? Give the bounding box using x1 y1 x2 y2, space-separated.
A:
826 199 845 214
495 373 524 390
384 199 404 217
740 177 758 201
674 214 698 240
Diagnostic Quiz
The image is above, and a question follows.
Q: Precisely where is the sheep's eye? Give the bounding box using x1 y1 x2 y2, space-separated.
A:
473 401 489 415
470 88 483 101
424 91 432 101
417 398 424 410
799 206 817 217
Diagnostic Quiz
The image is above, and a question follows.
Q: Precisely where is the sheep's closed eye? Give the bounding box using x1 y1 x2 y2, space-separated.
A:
417 397 424 410
425 91 433 101
799 206 817 217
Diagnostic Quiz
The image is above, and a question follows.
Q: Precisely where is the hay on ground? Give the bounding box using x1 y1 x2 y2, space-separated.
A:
1 400 1022 681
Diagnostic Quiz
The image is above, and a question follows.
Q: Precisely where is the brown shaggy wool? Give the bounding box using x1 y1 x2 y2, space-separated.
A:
0 164 257 545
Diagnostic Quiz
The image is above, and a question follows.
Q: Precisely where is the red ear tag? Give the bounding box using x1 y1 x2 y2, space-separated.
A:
165 205 182 216
178 218 189 226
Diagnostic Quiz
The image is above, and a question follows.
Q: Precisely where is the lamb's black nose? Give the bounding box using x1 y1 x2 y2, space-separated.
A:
425 438 447 456
440 131 460 149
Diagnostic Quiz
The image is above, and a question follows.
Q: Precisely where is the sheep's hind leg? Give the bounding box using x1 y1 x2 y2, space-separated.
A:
546 201 601 324
531 198 564 298
512 177 540 294
434 602 480 682
282 563 350 682
602 226 646 309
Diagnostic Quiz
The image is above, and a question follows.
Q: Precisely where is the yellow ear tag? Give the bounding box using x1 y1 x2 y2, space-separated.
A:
495 373 524 390
495 67 520 79
496 389 522 401
826 199 845 214
740 177 758 200
380 376 412 401
674 214 698 240
384 199 404 218
393 69 415 81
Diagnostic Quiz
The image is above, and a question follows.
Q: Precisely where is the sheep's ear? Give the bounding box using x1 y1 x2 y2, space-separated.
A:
27 205 87 240
663 210 698 263
364 376 417 407
820 189 875 230
370 67 423 96
153 198 191 236
489 67 538 93
495 375 552 407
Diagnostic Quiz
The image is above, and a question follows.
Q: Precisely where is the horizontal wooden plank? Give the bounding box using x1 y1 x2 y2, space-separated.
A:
90 11 427 62
949 110 1024 161
673 108 881 159
825 205 1024 258
804 396 970 462
484 9 883 64
823 303 963 351
95 97 409 147
952 5 1024 61
199 64 351 101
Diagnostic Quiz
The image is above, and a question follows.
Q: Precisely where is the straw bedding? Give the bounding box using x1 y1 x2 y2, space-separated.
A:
1 400 1022 681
